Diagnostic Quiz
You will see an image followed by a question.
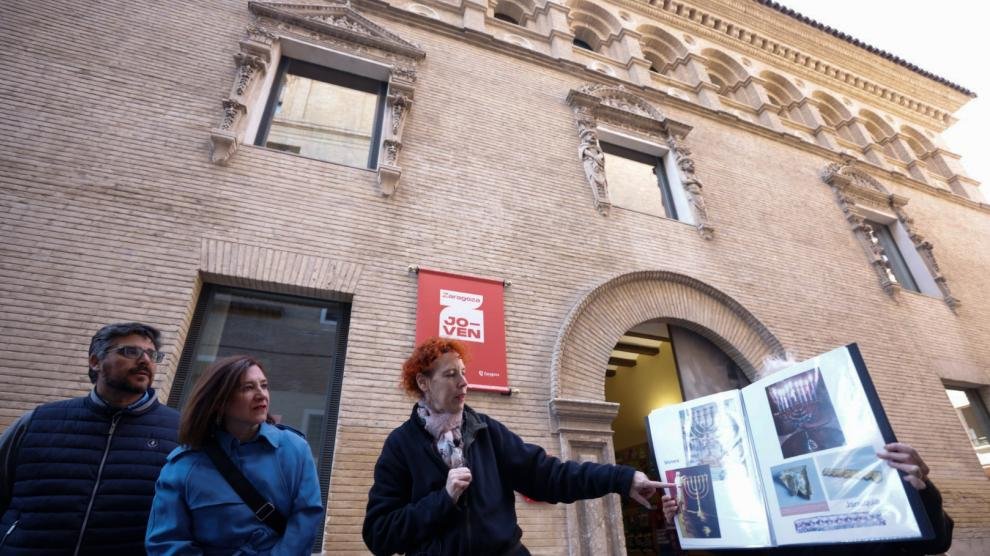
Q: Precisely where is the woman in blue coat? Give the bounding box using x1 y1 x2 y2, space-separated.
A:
146 355 323 555
362 337 671 555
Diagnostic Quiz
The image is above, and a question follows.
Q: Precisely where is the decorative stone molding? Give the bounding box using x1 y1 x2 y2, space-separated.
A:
566 83 714 239
548 398 626 556
550 270 785 401
821 162 960 310
210 1 425 196
613 0 957 127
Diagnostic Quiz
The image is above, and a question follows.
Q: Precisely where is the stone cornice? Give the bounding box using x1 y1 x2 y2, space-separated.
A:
612 0 967 130
356 0 987 213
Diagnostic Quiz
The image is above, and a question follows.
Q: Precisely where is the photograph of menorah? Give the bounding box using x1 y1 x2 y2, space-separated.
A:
765 368 847 458
680 401 746 479
668 465 721 539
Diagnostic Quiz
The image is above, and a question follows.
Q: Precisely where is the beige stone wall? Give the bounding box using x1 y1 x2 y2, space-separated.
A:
1 0 988 553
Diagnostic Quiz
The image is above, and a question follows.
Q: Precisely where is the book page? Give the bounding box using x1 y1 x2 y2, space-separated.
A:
741 345 923 546
647 389 772 549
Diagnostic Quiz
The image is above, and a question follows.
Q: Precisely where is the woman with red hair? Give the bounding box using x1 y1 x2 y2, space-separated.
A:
362 337 670 555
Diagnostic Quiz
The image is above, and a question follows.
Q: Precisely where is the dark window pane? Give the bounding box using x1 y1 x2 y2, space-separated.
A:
867 220 919 292
573 37 594 51
494 12 519 25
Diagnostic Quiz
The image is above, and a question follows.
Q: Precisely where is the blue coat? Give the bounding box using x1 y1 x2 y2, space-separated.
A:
146 423 323 555
362 405 636 556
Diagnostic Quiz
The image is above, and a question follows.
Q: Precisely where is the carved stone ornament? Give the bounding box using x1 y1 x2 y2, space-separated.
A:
567 84 714 239
210 1 424 197
248 1 426 60
821 162 959 310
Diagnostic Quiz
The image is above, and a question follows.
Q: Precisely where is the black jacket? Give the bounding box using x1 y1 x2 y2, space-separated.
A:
0 390 179 555
363 405 636 556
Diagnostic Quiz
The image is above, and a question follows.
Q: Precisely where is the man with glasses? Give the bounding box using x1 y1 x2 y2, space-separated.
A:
0 322 180 554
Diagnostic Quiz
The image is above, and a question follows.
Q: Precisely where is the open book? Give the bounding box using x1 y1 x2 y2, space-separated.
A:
645 344 934 550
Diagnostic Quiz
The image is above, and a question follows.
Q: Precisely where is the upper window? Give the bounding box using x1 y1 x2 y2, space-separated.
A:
864 219 919 292
255 58 386 169
601 142 678 220
945 387 990 473
493 12 520 25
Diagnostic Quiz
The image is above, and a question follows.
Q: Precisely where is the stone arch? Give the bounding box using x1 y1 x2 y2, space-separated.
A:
637 24 688 77
567 0 621 50
550 271 785 401
490 0 534 26
701 48 756 106
860 109 895 140
812 91 852 123
760 70 802 105
900 125 935 158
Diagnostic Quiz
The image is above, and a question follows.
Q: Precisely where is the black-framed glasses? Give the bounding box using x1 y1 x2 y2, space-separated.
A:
105 345 165 363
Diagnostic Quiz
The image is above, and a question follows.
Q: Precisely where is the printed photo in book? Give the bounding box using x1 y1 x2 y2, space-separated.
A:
646 344 933 550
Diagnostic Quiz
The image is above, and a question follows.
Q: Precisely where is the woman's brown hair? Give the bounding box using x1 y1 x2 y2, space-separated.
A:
178 354 273 448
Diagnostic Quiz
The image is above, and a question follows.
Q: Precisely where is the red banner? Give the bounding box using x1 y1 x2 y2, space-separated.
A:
415 269 509 393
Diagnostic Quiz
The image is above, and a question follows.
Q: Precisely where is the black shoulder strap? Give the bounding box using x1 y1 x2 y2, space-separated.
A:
202 441 288 536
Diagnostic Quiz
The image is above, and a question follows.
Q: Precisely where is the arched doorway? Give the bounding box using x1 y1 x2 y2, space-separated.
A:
605 319 749 554
548 271 784 556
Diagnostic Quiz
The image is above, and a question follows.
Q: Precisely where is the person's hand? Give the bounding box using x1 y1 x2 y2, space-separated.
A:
445 466 472 503
661 493 680 523
628 471 676 510
877 442 929 490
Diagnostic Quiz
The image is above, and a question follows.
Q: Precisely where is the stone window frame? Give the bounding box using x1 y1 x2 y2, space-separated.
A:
566 83 714 239
209 1 425 196
821 161 959 310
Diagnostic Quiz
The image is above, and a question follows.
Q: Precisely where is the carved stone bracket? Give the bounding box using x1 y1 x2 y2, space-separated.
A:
566 84 714 239
378 77 416 196
821 162 959 310
210 1 426 194
210 35 274 165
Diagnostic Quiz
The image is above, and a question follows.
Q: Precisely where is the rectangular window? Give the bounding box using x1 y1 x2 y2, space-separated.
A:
945 387 990 471
255 57 386 169
170 285 350 550
865 219 919 292
601 142 678 220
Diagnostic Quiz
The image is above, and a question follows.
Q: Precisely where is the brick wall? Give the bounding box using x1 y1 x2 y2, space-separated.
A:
2 0 988 553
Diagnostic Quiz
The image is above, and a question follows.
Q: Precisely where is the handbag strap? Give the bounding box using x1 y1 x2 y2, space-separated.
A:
202 441 288 536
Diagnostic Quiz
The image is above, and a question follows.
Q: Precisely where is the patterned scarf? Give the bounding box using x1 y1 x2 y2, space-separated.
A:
416 400 464 468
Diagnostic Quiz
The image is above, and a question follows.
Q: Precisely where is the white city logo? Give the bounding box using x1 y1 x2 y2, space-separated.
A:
439 289 484 343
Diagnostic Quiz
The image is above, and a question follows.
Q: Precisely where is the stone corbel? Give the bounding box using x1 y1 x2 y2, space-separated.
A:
210 26 274 165
665 132 714 240
377 73 416 197
573 111 611 216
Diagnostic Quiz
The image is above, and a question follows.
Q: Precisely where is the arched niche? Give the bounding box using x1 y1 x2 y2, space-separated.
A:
550 270 785 401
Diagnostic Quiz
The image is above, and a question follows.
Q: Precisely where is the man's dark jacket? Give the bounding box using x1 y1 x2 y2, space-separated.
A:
362 405 636 556
0 389 179 555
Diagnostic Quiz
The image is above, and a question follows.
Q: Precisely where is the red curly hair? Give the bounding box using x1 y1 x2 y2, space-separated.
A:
401 337 471 396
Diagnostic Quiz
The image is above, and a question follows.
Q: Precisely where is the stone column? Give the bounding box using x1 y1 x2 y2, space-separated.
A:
615 29 652 86
549 398 627 556
462 0 487 33
541 2 574 61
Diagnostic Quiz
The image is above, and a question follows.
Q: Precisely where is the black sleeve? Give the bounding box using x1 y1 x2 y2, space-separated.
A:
0 411 33 515
912 480 953 555
487 417 636 504
362 431 459 556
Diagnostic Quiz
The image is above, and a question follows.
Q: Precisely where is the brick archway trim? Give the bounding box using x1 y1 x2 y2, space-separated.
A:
550 271 785 400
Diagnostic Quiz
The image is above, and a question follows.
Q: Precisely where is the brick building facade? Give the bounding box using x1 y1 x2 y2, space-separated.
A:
2 0 988 553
